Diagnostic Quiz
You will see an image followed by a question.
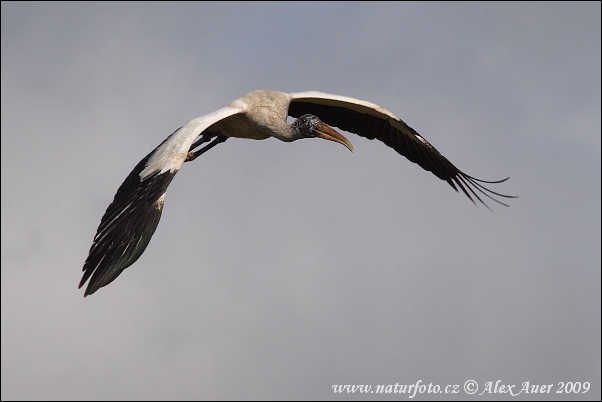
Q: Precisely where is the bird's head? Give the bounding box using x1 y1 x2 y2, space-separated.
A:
292 114 354 152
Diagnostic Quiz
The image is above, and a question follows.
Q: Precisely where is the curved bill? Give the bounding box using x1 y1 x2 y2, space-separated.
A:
316 123 354 153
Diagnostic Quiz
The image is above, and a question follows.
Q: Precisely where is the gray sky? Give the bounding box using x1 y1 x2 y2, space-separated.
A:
1 2 600 400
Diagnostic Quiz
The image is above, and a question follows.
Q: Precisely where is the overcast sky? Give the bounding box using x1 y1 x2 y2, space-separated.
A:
1 2 600 401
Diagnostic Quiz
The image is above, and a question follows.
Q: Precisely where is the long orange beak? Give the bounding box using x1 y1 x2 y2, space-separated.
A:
315 123 354 152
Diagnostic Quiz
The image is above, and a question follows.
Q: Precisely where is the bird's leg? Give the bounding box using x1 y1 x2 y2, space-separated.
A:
185 133 216 161
186 135 229 162
189 133 214 153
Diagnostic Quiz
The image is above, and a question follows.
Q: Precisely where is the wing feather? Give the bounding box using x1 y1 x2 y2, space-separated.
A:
289 92 515 207
80 106 242 296
80 146 176 296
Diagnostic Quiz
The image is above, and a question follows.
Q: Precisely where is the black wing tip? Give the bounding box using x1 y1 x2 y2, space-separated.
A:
80 282 95 298
79 205 163 297
79 273 110 298
466 175 511 185
80 275 116 297
79 165 175 297
79 272 105 297
451 173 517 210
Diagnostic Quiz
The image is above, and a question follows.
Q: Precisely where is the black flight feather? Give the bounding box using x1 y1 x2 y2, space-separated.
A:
79 147 177 297
288 100 515 208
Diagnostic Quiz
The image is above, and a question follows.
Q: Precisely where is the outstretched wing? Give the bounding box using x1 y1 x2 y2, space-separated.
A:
289 91 515 207
79 142 177 297
80 107 242 296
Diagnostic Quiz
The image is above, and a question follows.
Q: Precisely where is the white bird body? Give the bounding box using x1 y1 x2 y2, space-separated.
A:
141 90 364 178
80 89 514 297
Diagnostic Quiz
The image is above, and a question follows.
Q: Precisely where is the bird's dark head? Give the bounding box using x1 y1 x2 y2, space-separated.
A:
292 114 354 152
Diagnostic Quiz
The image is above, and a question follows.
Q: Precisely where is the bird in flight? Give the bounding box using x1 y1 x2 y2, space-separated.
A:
79 90 515 296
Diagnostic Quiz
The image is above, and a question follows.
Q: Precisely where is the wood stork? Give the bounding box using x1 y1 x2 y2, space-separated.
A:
79 90 515 297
